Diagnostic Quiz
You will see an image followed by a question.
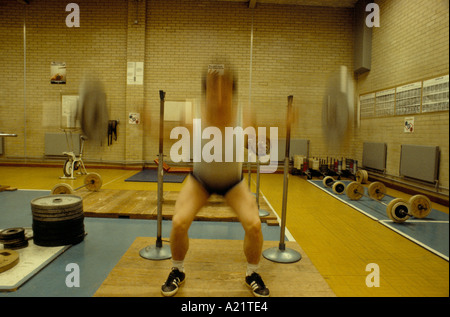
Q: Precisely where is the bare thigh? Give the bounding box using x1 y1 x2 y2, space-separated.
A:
224 180 261 231
172 175 210 229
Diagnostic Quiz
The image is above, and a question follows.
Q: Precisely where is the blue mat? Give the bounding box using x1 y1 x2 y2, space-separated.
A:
0 190 282 296
309 179 449 261
125 169 188 183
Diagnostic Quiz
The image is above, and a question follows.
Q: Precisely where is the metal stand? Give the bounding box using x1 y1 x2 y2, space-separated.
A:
263 96 301 264
256 158 270 217
139 90 172 261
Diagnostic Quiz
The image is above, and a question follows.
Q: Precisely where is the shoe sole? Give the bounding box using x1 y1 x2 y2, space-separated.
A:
245 282 270 297
161 279 185 297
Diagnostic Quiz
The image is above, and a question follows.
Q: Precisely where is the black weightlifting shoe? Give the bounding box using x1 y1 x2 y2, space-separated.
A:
161 268 185 297
245 272 270 297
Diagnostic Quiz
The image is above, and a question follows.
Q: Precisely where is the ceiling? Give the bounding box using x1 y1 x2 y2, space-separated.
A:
214 0 359 8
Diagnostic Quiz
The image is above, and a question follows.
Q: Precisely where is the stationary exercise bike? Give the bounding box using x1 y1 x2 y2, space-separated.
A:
60 131 88 179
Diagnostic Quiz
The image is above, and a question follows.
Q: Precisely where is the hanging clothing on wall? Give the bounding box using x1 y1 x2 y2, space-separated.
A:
108 120 118 146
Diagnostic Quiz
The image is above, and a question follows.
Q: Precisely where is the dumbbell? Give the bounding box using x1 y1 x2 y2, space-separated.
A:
51 172 102 195
322 176 346 195
345 181 432 223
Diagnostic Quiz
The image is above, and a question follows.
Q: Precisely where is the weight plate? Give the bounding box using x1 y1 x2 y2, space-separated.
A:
356 170 366 183
0 228 28 250
363 170 368 183
356 170 362 183
33 216 85 247
322 176 334 188
409 194 432 219
356 169 369 183
31 194 82 209
84 172 102 191
345 181 364 200
33 232 85 247
332 181 346 195
51 183 75 195
368 182 386 200
0 228 25 241
31 194 83 221
32 205 83 221
0 249 20 274
63 159 72 177
387 198 410 223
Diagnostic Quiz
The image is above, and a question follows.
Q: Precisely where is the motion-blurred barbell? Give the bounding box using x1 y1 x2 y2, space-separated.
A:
77 79 109 143
51 172 102 195
345 181 432 223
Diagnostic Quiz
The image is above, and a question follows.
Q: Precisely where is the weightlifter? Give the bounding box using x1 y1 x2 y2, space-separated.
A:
161 70 270 297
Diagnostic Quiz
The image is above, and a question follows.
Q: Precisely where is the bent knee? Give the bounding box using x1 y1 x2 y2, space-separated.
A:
171 213 192 233
242 217 262 236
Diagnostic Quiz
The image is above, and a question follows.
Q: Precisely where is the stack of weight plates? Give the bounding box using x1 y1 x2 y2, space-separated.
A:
31 195 85 247
0 228 28 249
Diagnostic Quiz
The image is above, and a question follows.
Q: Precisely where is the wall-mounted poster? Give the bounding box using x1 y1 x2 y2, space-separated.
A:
359 93 375 119
127 62 144 85
404 117 414 133
51 62 66 84
375 88 395 117
422 75 449 113
395 82 421 115
129 113 140 124
61 94 79 129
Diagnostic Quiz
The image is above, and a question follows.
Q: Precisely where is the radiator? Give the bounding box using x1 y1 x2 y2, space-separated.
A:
278 139 310 161
44 132 80 156
362 142 387 172
400 144 440 184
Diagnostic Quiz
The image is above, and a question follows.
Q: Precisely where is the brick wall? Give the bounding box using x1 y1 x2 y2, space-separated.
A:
0 0 128 163
0 0 355 166
0 0 448 189
355 0 449 188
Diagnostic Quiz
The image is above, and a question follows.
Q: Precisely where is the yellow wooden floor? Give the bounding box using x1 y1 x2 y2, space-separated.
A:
1 165 448 297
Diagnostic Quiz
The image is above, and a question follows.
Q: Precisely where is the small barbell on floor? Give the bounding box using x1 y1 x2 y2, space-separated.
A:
345 181 432 223
356 169 369 183
51 172 102 195
322 176 346 195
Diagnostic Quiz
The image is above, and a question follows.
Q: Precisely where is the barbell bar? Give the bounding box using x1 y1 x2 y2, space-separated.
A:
51 172 102 195
322 176 346 195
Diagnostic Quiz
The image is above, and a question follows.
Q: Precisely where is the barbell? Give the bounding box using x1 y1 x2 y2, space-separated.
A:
51 172 102 195
345 181 432 223
356 169 369 183
322 176 346 195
